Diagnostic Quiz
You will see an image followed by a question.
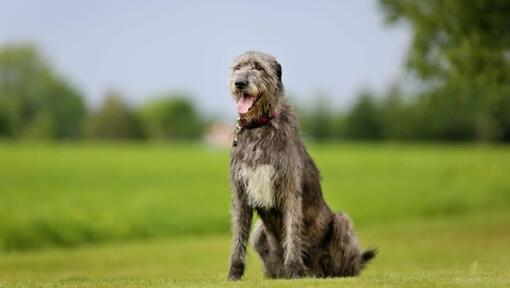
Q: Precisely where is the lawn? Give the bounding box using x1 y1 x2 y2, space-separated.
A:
0 211 509 287
0 142 509 287
1 143 509 251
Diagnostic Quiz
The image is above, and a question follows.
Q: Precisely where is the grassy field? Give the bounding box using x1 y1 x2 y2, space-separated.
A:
1 143 510 251
0 142 510 287
1 211 509 287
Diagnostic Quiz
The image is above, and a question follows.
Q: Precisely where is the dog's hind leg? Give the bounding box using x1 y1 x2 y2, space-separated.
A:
328 212 364 277
252 221 286 278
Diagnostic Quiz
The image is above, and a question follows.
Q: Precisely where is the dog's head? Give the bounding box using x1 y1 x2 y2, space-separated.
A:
229 51 283 121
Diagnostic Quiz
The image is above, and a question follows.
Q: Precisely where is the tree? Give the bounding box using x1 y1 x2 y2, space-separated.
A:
379 84 417 140
379 0 510 141
344 90 383 140
0 44 86 139
138 95 203 140
300 97 337 141
0 98 14 137
85 91 144 140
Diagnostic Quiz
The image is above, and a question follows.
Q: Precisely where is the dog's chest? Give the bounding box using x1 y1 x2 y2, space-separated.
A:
238 163 275 208
232 127 278 208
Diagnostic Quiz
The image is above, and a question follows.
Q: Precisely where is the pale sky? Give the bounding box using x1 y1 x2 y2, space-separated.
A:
0 0 410 118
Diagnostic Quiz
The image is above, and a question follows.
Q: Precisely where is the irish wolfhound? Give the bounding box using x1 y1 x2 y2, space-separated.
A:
227 51 376 280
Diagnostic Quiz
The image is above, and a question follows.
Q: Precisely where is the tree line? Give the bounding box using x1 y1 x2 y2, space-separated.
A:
301 84 505 142
0 44 204 141
303 0 510 143
3 0 510 145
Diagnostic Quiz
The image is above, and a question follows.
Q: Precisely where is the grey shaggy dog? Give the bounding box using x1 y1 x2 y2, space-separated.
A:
227 51 376 281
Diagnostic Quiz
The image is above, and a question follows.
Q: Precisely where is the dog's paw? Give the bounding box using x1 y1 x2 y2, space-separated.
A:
284 261 306 279
227 262 245 281
227 273 242 281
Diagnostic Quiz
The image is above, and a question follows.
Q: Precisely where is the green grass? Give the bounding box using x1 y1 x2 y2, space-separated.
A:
1 142 509 287
1 143 510 251
1 211 509 287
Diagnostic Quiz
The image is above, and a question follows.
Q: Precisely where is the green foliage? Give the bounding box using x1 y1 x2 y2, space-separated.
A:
379 0 510 82
0 44 86 139
0 98 15 137
139 96 203 140
298 2 510 142
300 98 342 140
85 92 144 140
380 85 478 141
344 91 383 140
379 0 510 141
379 86 418 140
0 143 509 251
0 43 207 142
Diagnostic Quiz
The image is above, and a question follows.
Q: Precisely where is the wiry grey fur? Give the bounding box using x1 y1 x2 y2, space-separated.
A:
227 51 376 280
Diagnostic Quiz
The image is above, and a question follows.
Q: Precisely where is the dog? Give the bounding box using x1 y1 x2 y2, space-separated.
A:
227 51 375 280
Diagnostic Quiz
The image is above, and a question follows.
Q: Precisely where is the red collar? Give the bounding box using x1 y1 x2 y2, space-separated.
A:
238 112 277 129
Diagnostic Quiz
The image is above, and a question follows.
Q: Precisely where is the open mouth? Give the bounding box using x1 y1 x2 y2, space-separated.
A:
237 94 255 114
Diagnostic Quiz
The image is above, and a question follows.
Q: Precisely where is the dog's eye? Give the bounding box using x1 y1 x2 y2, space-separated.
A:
233 66 241 71
254 63 262 71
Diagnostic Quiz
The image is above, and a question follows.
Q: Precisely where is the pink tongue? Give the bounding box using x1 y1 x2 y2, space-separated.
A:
237 95 254 114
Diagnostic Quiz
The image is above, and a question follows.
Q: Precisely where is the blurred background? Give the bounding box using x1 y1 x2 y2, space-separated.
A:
0 0 509 285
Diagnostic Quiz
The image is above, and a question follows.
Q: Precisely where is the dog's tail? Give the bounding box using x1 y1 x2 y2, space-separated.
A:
361 248 377 267
333 213 378 267
331 213 377 276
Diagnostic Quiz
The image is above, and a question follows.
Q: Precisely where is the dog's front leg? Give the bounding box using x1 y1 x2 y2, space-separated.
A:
227 186 253 281
283 187 306 278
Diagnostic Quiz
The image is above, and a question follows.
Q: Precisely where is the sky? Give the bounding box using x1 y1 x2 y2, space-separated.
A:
0 0 410 119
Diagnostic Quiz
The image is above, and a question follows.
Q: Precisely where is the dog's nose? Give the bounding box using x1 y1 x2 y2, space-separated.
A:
235 80 247 89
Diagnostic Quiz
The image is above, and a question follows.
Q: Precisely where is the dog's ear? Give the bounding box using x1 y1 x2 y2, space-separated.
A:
274 61 282 81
